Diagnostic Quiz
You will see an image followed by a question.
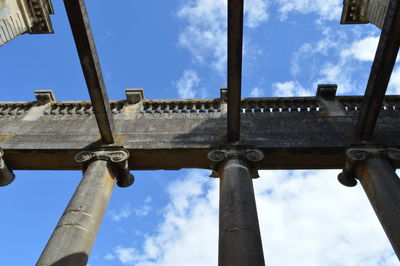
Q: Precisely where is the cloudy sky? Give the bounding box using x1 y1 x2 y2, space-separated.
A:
1 0 399 265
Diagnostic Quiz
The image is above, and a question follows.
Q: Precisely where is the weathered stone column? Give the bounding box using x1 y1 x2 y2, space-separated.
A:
208 149 265 266
37 149 134 266
0 149 15 186
338 148 400 259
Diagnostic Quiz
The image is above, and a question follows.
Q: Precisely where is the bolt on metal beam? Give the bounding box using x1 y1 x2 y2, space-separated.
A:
63 0 115 144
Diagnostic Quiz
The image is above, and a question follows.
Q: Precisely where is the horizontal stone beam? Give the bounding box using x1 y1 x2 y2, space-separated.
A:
1 95 400 170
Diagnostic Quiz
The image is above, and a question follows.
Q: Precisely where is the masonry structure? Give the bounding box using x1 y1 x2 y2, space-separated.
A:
341 0 390 28
0 0 54 46
1 0 400 265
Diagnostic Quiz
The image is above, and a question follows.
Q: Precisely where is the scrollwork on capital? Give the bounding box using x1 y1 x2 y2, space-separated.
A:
75 150 130 164
386 149 400 161
0 149 15 187
346 149 368 163
339 148 372 187
207 149 264 163
246 149 264 162
74 149 134 188
207 148 264 179
338 147 400 187
207 150 228 163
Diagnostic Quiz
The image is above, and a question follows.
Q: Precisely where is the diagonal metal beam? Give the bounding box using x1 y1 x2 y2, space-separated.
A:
64 0 115 144
356 0 400 141
227 0 244 143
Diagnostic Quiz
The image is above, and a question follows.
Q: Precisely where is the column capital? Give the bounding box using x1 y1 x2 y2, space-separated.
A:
74 149 134 188
207 148 264 178
338 147 400 187
0 149 15 186
208 148 264 163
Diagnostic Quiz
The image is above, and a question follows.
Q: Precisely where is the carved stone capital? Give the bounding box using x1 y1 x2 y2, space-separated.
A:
208 149 264 163
338 148 400 187
207 148 264 178
74 149 134 188
0 149 15 186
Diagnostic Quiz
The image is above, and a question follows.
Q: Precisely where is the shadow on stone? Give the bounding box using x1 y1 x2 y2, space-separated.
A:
46 252 88 266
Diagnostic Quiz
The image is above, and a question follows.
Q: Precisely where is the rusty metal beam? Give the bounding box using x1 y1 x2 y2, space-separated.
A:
227 0 244 143
63 0 115 144
356 0 400 141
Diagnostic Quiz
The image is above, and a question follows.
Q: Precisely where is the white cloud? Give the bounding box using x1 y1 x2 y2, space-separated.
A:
341 36 379 62
250 87 264 97
388 66 400 94
282 27 381 95
315 34 380 94
245 0 269 28
272 80 312 96
104 253 115 260
109 205 133 222
108 197 152 222
254 170 397 265
115 246 137 264
290 27 344 77
177 0 268 73
135 197 152 217
108 170 219 266
287 27 356 93
276 0 342 21
316 61 356 93
175 69 200 99
339 36 400 95
106 169 396 266
177 0 227 72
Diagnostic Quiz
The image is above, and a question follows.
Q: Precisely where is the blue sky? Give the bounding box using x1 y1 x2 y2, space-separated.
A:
1 0 400 265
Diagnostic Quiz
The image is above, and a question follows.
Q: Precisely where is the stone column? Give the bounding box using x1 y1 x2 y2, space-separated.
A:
0 149 15 186
208 149 265 266
338 148 400 259
37 149 134 266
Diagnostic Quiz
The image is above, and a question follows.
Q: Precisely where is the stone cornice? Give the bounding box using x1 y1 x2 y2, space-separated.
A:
1 94 400 117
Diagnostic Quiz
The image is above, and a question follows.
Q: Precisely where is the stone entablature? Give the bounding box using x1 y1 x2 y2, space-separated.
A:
2 89 400 172
341 0 389 29
0 0 54 46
